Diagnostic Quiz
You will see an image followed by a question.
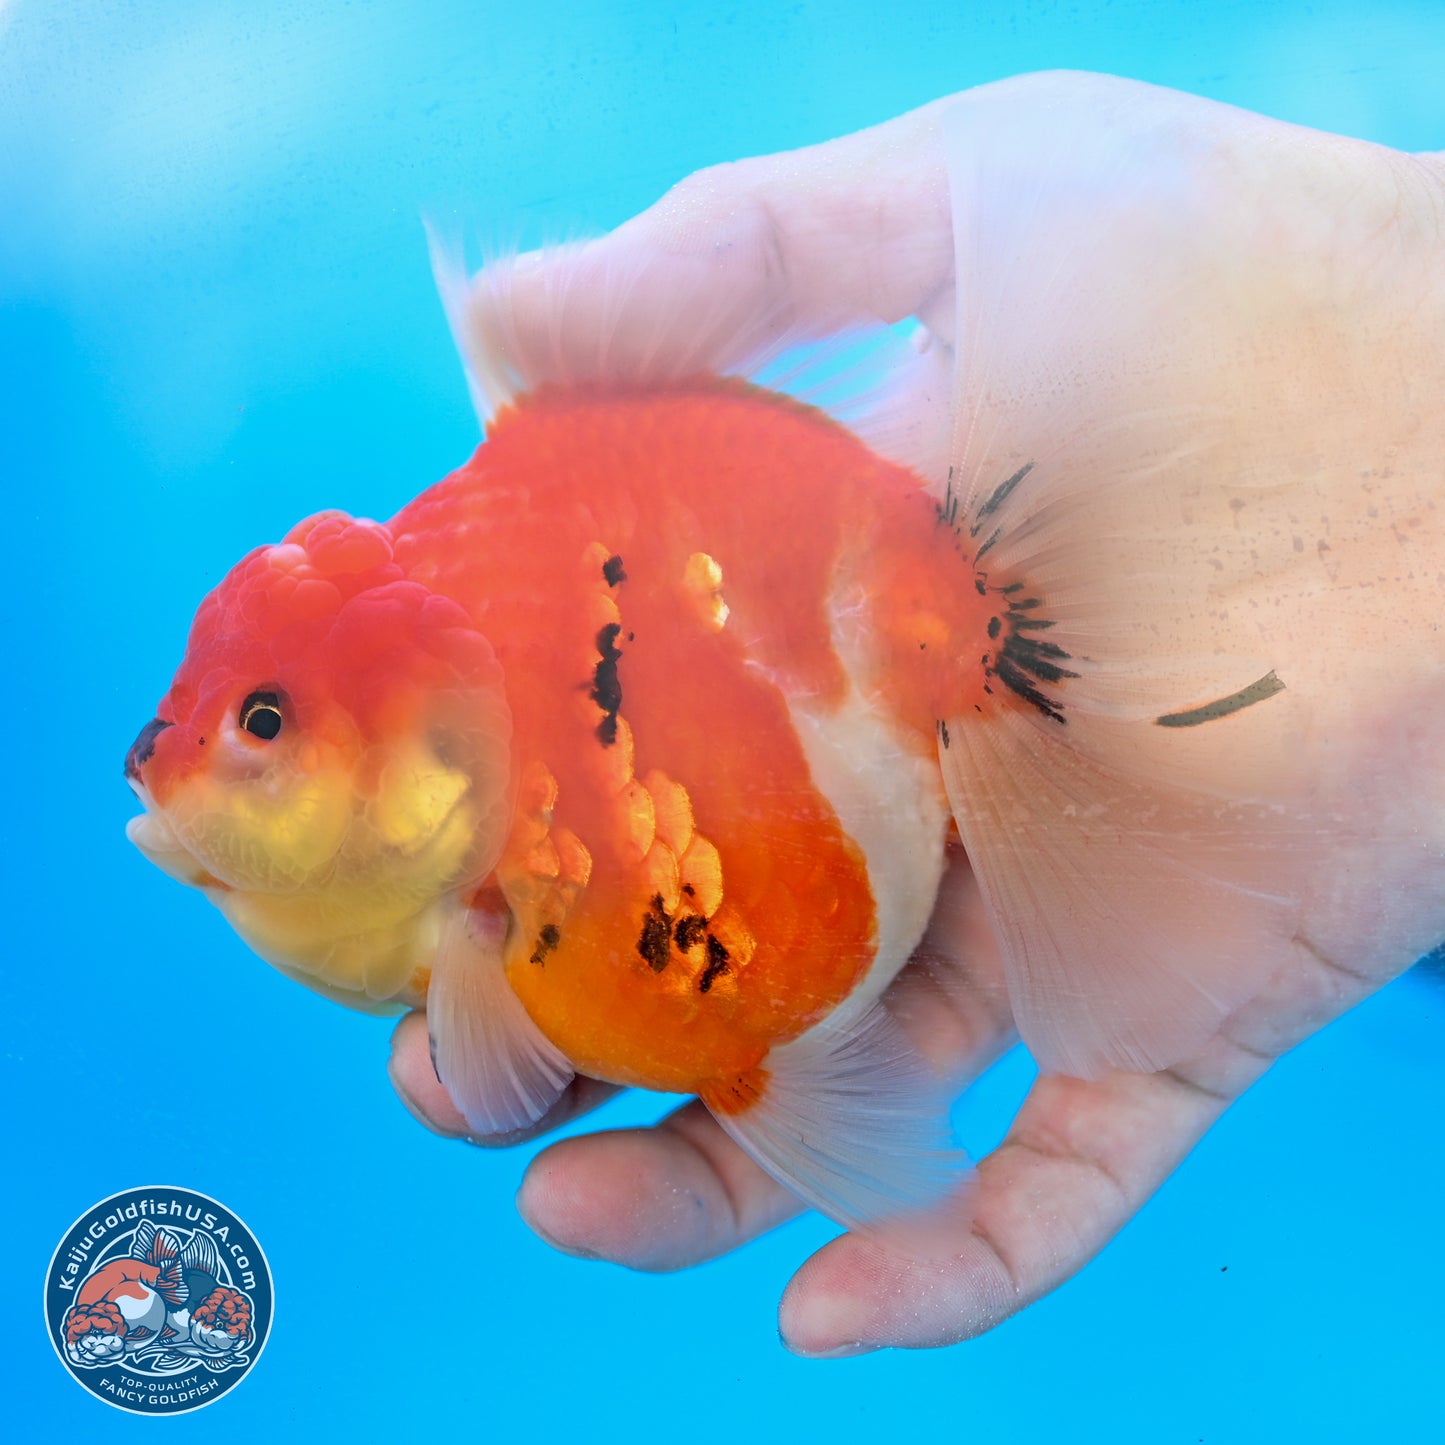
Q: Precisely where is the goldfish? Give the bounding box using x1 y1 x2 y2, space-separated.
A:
124 99 1445 1235
63 1222 247 1366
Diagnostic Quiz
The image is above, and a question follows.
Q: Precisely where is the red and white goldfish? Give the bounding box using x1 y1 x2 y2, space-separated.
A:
124 96 1445 1232
64 1222 246 1365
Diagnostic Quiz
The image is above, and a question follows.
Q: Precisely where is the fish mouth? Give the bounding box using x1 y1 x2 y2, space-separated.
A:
124 717 172 783
125 807 214 890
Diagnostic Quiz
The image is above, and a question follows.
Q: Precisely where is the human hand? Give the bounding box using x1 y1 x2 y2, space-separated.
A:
390 71 1445 1354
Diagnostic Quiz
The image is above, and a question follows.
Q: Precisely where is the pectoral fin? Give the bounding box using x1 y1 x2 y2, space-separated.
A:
427 902 575 1137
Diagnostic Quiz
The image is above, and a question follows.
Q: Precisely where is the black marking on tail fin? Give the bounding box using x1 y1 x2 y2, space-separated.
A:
1155 671 1286 728
937 467 962 530
1002 633 1077 686
994 655 1068 725
970 462 1034 536
968 582 1078 725
951 458 1074 725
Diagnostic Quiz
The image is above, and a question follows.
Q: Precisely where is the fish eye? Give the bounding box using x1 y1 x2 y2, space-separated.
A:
239 689 285 741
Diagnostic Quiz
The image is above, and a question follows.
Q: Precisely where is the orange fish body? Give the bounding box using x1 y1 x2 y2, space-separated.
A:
393 381 992 1098
127 103 1445 1230
127 375 1009 1224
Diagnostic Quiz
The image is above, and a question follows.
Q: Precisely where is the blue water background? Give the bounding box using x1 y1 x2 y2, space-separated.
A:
4 2 1443 1440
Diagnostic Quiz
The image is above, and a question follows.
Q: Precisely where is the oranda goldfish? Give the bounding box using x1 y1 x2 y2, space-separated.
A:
124 105 1445 1232
63 1223 246 1366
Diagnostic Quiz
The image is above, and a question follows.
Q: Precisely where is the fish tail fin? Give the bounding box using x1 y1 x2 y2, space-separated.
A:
932 76 1316 1080
138 1227 182 1268
130 1219 156 1263
180 1230 219 1277
152 1260 187 1308
698 1002 971 1246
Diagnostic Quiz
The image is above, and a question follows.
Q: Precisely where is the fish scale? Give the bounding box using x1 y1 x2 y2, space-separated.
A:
396 381 989 1093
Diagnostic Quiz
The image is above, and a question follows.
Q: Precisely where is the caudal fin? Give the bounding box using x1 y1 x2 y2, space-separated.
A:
934 76 1317 1079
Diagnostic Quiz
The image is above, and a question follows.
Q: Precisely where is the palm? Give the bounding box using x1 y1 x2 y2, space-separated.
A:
389 72 1445 1354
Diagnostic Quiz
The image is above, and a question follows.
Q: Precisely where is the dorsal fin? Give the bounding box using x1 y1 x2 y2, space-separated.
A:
428 231 925 468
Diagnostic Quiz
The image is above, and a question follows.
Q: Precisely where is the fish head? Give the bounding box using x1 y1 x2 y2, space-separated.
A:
125 510 513 1010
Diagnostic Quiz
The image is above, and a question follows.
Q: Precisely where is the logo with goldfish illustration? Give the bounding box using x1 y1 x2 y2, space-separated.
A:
44 1186 272 1415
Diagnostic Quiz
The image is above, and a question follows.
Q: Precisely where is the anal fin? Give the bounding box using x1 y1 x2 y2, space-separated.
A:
428 902 576 1137
699 1002 970 1241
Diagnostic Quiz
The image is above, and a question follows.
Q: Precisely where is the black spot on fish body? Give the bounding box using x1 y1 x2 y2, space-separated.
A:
638 894 672 972
673 915 708 951
591 622 624 747
987 616 1002 640
603 554 627 586
530 923 561 965
699 934 731 993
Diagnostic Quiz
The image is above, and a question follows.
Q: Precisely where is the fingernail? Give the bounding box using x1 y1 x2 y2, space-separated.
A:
516 1201 603 1262
779 1288 878 1360
780 1335 877 1361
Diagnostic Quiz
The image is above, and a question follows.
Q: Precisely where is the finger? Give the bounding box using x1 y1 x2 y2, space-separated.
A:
517 848 1018 1271
462 95 960 396
517 1099 801 1271
386 1010 620 1146
887 838 1016 1082
779 1065 1232 1356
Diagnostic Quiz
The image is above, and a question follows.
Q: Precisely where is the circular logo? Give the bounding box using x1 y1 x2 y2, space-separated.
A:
44 1185 273 1415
